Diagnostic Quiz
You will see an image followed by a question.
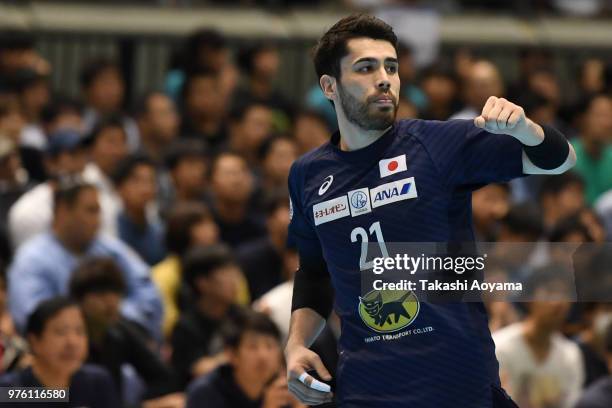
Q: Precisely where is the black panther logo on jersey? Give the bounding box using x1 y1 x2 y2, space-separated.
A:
358 290 420 333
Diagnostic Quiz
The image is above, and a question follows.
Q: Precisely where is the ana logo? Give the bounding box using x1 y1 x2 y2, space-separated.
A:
358 290 419 333
313 196 350 225
379 154 407 178
348 188 371 217
318 175 334 196
370 177 418 208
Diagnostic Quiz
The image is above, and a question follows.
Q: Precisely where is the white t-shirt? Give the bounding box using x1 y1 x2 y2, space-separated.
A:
493 322 584 408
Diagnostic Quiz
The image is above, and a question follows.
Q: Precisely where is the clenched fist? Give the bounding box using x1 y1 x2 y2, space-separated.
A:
474 96 543 145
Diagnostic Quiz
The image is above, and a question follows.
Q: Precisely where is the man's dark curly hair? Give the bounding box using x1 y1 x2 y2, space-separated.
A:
313 13 398 81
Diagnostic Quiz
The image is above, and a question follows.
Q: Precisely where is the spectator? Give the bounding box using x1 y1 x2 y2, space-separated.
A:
0 30 49 76
113 154 165 266
82 115 129 236
397 42 426 112
471 183 510 241
292 109 331 155
227 100 274 167
0 137 28 227
171 244 244 387
235 42 294 130
69 257 183 406
161 139 208 212
571 94 612 204
258 136 298 196
418 65 460 121
10 69 50 151
152 202 225 338
207 152 265 248
494 267 584 408
180 68 227 151
79 58 139 150
238 192 290 301
134 91 180 163
538 172 585 231
450 59 504 120
497 203 543 243
165 28 238 105
186 308 304 408
40 95 84 136
7 130 89 248
0 297 120 408
8 181 163 337
579 58 606 96
576 320 612 408
574 303 612 388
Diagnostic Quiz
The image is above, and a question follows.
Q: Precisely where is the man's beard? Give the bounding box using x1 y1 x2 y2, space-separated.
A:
338 84 397 131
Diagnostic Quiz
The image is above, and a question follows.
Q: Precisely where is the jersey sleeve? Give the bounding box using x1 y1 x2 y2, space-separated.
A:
288 161 334 318
415 119 525 190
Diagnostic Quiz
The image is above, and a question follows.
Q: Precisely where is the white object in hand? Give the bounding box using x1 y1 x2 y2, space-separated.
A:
298 372 331 393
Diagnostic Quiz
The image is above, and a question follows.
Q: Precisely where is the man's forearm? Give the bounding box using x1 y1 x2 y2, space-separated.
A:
286 308 327 349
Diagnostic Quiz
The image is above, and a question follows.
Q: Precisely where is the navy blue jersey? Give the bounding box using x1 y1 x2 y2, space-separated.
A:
288 119 524 407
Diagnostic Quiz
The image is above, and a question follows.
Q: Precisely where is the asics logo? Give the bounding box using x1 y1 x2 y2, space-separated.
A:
318 175 334 196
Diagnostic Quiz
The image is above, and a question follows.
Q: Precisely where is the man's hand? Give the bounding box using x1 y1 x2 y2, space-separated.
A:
474 96 544 145
285 343 333 406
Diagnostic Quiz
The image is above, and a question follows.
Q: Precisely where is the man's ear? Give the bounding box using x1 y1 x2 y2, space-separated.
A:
319 75 337 101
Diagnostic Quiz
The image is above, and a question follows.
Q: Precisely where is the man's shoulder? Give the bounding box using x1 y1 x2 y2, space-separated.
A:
186 365 225 399
492 322 524 348
576 377 612 408
12 232 59 263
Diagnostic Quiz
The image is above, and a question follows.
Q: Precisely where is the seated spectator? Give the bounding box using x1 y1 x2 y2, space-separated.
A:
79 58 138 150
162 139 208 210
227 100 274 167
571 93 612 204
113 154 165 266
8 180 162 337
186 308 304 408
11 68 50 151
0 136 29 228
238 192 290 300
257 136 298 197
8 129 91 248
82 115 129 236
134 91 179 164
39 95 84 136
538 172 585 231
69 257 183 407
418 65 460 121
497 203 543 243
574 303 612 388
450 59 504 120
0 297 120 408
292 109 332 155
576 320 612 408
171 244 245 387
207 152 265 248
494 267 584 408
180 68 227 151
471 183 510 241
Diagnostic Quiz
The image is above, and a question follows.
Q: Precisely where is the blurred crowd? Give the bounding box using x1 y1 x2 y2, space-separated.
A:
0 25 612 408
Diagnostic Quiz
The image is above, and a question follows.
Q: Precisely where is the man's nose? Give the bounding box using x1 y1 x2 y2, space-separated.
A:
376 69 391 91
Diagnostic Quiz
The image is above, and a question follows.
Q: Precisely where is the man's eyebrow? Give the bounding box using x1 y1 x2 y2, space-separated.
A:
353 57 398 65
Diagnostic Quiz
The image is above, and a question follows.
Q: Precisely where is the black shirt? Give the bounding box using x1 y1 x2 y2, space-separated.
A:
171 305 241 388
186 364 261 408
87 318 179 399
0 364 119 408
237 236 283 301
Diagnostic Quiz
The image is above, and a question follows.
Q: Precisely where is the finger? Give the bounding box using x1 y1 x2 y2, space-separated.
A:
474 116 486 128
310 355 332 381
480 96 497 119
486 99 504 127
506 109 522 129
298 372 332 393
496 106 514 130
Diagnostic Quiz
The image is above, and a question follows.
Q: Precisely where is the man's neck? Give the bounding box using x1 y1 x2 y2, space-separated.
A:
123 205 147 226
196 296 229 320
215 200 246 223
336 113 390 151
522 319 554 362
53 227 87 255
140 130 163 162
31 362 71 389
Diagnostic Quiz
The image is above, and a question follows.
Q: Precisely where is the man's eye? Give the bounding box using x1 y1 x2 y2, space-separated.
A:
358 66 371 73
386 65 398 74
